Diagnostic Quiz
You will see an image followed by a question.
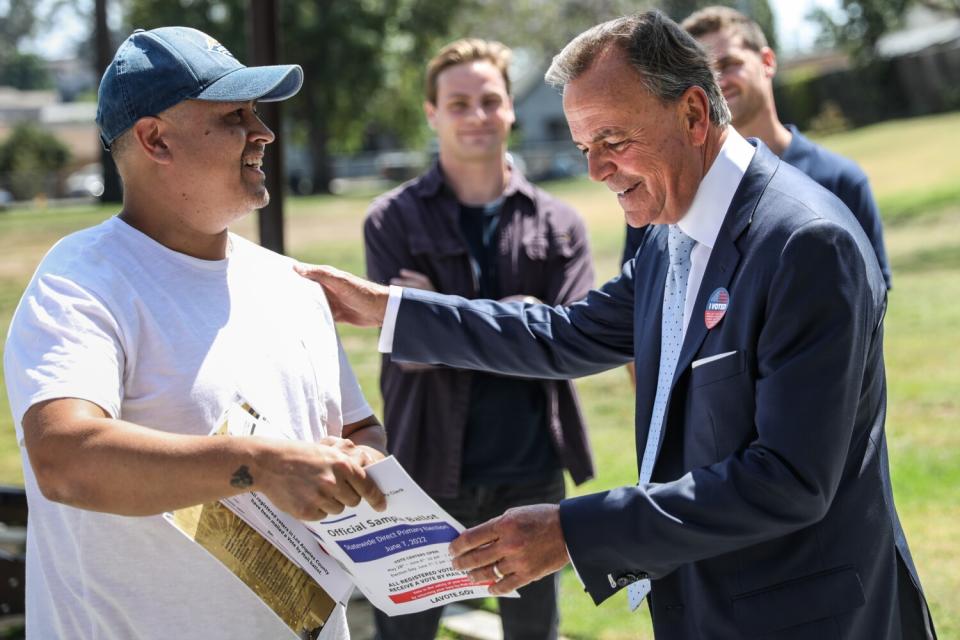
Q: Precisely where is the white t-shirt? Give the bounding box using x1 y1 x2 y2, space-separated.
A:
3 216 371 639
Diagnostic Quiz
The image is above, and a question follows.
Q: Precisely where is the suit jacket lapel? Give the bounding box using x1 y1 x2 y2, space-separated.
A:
634 144 780 473
672 142 780 387
672 232 741 385
643 143 782 468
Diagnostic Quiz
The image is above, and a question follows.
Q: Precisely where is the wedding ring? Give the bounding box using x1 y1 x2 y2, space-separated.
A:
493 563 504 581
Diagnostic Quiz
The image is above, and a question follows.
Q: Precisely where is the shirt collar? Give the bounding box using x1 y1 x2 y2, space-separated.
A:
414 161 446 198
414 155 537 204
502 154 538 201
781 123 809 164
677 127 755 250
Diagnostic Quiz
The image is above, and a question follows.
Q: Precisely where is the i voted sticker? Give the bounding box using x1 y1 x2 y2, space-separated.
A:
704 287 729 329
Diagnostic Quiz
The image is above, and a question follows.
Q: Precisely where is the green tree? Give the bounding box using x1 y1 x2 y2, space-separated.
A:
659 0 778 51
125 0 459 193
0 0 37 58
0 0 54 89
126 0 247 55
468 0 776 52
0 51 53 89
449 1 777 96
810 0 912 62
0 123 71 200
281 0 461 190
917 0 960 15
119 0 780 192
451 0 655 61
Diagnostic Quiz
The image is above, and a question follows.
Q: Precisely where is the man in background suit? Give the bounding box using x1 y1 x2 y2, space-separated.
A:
299 11 934 639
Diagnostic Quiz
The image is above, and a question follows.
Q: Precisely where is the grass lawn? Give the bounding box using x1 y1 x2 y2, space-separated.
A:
1 111 958 638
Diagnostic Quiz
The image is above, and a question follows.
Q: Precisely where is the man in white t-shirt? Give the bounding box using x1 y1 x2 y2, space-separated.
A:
2 27 386 639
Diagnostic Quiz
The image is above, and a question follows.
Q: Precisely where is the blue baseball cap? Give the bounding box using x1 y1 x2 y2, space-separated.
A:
96 26 303 148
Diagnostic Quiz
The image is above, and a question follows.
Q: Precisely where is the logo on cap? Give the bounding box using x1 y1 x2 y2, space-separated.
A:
204 35 235 59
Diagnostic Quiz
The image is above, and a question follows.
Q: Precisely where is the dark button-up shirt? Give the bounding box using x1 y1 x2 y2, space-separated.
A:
364 162 596 497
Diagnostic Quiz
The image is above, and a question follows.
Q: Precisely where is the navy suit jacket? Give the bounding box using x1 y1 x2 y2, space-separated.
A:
391 143 933 639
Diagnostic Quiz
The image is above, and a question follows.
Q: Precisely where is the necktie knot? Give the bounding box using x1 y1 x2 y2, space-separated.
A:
668 225 696 266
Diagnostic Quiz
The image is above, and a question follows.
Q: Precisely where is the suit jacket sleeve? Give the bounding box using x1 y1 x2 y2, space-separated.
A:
559 218 883 604
391 259 637 378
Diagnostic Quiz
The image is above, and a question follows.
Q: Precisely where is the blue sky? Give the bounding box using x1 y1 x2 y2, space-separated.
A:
773 0 844 54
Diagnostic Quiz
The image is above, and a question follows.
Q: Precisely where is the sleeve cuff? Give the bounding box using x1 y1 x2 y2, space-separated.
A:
377 285 404 354
566 542 586 588
341 405 375 427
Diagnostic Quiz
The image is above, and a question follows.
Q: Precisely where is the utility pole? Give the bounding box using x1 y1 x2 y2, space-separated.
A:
95 0 122 203
248 0 285 254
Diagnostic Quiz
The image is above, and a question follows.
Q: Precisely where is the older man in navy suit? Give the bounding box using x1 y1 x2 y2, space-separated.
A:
299 11 935 639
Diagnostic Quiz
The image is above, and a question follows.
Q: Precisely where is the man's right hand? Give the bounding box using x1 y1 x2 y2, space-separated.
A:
295 263 390 327
253 435 387 521
389 268 436 292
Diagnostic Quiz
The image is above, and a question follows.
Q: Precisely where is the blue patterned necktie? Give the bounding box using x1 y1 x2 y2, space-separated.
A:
628 224 697 611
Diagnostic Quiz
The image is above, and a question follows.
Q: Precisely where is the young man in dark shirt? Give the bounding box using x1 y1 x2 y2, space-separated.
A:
364 38 595 640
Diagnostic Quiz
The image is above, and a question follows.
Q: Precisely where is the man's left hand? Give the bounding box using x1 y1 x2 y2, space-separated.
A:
449 504 570 595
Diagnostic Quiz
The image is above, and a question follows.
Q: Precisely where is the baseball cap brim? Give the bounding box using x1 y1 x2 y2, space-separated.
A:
194 63 304 103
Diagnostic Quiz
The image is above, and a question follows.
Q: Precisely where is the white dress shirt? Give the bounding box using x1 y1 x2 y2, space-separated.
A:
674 128 754 337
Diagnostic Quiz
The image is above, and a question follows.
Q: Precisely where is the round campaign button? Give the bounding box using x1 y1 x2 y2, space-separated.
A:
704 287 729 329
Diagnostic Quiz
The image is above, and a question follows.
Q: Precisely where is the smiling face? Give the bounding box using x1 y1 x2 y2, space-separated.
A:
698 29 774 129
425 60 515 164
163 99 275 228
563 47 706 228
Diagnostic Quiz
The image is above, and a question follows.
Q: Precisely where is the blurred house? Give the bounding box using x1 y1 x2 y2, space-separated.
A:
0 88 99 168
0 87 100 200
513 64 568 145
779 49 851 78
776 5 960 131
511 64 586 182
47 57 99 103
877 4 960 115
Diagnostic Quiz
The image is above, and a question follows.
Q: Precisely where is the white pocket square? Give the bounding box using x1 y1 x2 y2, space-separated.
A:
692 350 737 369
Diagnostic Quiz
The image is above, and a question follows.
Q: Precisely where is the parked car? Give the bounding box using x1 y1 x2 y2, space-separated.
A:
375 151 426 182
65 163 104 198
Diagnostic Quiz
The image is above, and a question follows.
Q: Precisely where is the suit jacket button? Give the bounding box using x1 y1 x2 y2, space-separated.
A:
615 573 638 587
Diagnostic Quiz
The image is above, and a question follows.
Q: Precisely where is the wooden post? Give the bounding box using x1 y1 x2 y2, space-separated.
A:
95 0 122 204
248 0 285 254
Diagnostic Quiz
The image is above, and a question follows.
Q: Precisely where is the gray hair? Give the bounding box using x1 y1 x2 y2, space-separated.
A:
545 10 730 127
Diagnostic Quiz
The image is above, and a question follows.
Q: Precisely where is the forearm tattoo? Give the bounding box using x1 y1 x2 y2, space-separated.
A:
230 465 254 489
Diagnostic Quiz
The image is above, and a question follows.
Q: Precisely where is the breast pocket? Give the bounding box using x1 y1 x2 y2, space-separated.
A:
691 350 745 387
408 238 471 295
521 230 549 261
684 349 755 468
